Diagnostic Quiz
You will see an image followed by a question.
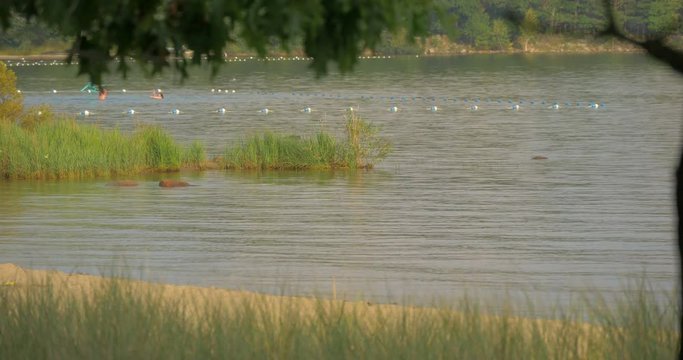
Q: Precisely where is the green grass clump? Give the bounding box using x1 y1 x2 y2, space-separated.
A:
223 131 346 170
0 118 206 179
223 112 390 170
0 275 677 359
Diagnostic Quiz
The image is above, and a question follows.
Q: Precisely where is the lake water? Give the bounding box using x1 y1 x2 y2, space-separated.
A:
1 54 681 306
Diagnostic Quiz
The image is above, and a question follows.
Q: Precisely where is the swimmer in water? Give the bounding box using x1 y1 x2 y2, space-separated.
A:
150 89 164 100
98 87 108 100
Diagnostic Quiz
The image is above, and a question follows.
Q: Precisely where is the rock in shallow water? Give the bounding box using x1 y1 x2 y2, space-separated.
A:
159 179 190 187
107 180 139 187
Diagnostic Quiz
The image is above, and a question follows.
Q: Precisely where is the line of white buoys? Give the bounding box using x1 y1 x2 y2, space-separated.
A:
53 88 604 109
6 61 68 67
358 56 393 60
71 102 610 117
5 55 399 66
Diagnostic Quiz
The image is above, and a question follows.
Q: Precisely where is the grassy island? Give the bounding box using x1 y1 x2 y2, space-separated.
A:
0 60 390 179
0 112 206 179
0 111 390 179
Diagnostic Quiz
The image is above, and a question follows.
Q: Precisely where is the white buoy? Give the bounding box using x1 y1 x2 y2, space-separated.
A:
171 109 181 115
217 107 226 114
347 106 356 112
80 110 91 116
551 103 560 110
37 111 43 116
211 88 215 92
302 107 312 113
430 105 438 112
511 104 520 111
122 89 127 93
231 89 236 93
217 89 222 93
16 89 21 94
259 108 270 114
52 89 58 94
589 103 600 109
389 106 398 113
126 109 135 115
469 105 478 111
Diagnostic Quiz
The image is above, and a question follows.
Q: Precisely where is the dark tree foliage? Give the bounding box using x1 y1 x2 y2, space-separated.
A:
596 1 683 357
3 1 682 68
0 0 433 85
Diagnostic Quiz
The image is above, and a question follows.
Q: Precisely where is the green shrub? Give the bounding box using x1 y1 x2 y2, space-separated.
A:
0 61 23 123
345 111 391 169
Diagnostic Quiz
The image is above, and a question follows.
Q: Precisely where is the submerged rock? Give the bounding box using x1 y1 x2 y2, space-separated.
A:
159 179 190 187
107 180 139 187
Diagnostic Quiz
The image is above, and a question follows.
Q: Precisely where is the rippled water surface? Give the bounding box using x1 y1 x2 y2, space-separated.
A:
2 54 681 305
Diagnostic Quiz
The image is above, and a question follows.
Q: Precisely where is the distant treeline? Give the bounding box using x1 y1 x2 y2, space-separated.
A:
0 14 69 53
434 0 681 49
1 0 681 54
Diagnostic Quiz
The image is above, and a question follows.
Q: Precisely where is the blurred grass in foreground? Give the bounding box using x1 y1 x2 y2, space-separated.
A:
0 267 676 359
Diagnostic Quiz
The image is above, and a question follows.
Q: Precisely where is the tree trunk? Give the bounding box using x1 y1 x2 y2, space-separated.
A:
678 146 683 359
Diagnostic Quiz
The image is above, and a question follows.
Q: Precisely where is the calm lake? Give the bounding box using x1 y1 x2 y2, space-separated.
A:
1 54 681 305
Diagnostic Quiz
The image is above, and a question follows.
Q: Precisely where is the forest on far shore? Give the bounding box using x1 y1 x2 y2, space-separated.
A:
1 0 680 55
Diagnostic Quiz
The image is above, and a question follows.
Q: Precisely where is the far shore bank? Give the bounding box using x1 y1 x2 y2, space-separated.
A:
0 48 644 63
0 35 656 62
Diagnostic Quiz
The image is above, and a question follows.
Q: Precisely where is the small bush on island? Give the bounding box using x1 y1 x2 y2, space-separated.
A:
0 61 23 122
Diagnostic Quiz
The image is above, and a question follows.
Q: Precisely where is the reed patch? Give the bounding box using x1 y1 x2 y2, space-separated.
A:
222 111 390 170
0 120 205 179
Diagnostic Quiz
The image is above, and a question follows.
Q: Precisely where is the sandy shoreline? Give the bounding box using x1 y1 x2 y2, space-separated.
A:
0 263 399 317
0 262 586 328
